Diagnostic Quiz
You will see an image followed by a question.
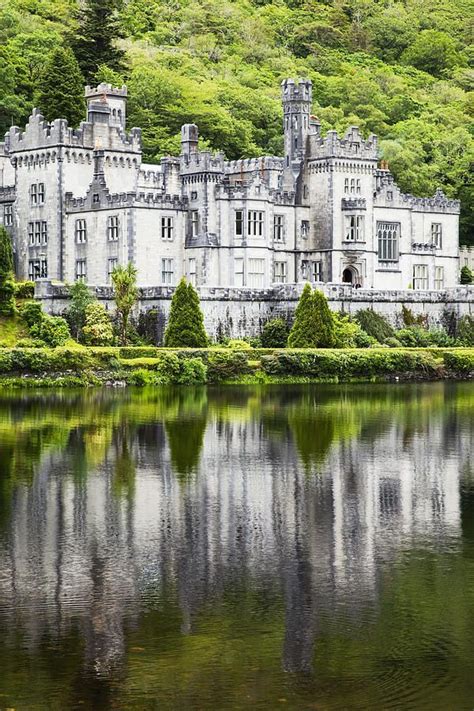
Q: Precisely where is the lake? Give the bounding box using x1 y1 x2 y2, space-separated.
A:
0 383 473 710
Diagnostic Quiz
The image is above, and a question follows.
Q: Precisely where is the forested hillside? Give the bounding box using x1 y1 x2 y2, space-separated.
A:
0 0 472 242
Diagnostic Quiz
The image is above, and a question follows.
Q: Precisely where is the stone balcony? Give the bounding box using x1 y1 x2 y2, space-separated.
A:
341 197 366 211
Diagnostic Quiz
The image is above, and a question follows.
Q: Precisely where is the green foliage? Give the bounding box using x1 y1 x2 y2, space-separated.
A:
206 350 250 382
82 302 114 346
164 278 208 348
67 281 95 340
460 266 473 284
137 307 161 345
37 45 84 126
354 309 395 343
333 314 363 348
19 301 43 328
401 305 428 327
15 338 47 348
288 286 336 348
456 316 474 346
401 31 462 77
226 339 252 350
112 263 138 346
30 314 71 347
14 282 35 300
71 0 125 83
261 318 288 348
0 227 15 316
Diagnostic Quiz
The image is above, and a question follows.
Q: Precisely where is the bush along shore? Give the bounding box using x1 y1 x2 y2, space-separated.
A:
0 346 472 388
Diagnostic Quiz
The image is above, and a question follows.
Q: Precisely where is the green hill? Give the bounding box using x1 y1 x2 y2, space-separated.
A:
0 0 472 242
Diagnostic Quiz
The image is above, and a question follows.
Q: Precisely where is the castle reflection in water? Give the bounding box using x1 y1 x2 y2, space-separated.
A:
0 384 471 681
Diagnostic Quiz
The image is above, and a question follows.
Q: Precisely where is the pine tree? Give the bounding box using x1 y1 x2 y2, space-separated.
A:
0 226 16 316
164 278 208 347
71 0 125 83
37 46 85 126
460 265 473 285
288 285 336 348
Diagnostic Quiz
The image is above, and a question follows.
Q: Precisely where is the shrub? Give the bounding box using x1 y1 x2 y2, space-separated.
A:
16 338 47 348
14 282 35 299
119 346 158 359
333 314 361 348
82 303 114 346
354 329 378 348
137 307 162 345
354 309 395 342
460 265 473 284
175 358 208 384
207 350 250 382
156 352 181 380
30 315 71 347
443 351 474 374
401 305 427 327
227 339 252 349
164 278 208 347
288 286 336 348
456 315 474 346
20 301 44 328
128 368 154 386
396 327 430 347
0 226 15 316
67 281 95 340
384 336 403 348
0 340 9 348
261 318 288 348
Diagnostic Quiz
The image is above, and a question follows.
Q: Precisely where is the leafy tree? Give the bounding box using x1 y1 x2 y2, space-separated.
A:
460 265 473 284
37 46 85 126
30 314 70 346
261 318 288 348
164 278 208 348
71 0 125 83
111 263 138 346
82 302 114 345
67 281 94 340
401 30 461 77
0 226 15 316
288 285 336 348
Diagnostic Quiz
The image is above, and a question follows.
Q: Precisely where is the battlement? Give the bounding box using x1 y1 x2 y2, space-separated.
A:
0 185 16 202
309 126 378 161
224 156 284 174
180 150 225 174
281 78 312 105
374 175 460 214
85 83 127 99
5 110 88 152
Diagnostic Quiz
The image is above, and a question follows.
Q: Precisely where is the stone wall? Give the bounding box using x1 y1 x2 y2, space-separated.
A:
35 280 474 342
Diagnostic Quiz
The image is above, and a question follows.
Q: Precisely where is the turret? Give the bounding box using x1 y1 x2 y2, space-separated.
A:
85 83 127 129
181 124 199 157
281 78 312 167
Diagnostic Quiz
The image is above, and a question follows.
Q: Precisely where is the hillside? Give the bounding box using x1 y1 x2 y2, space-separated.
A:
0 0 472 242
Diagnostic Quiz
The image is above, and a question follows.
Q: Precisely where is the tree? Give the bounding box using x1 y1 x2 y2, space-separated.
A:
0 226 15 316
82 302 114 345
164 278 208 347
36 46 85 126
261 318 288 348
288 285 336 348
67 281 94 340
401 30 460 77
111 263 138 345
460 265 473 285
71 0 125 83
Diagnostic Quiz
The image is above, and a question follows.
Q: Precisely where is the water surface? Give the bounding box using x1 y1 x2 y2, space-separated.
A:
0 383 473 710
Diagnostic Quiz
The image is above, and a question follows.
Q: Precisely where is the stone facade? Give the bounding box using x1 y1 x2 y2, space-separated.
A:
460 246 474 273
0 79 461 291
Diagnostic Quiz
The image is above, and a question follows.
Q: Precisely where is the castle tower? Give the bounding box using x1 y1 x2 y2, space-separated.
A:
85 83 127 129
181 124 199 157
281 78 312 168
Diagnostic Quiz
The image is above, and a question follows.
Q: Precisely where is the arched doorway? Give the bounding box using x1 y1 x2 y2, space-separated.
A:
342 267 355 284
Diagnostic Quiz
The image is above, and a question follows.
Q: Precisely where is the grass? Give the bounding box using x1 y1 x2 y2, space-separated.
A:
0 315 28 346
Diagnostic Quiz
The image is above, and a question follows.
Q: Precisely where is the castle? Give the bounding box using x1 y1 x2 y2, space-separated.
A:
0 79 460 291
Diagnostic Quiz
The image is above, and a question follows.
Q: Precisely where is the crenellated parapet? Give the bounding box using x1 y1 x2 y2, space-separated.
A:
224 156 284 174
180 150 225 177
309 126 378 161
375 170 460 214
0 185 16 202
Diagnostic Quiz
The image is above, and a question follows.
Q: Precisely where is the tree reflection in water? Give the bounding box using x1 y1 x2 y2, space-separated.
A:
0 383 472 709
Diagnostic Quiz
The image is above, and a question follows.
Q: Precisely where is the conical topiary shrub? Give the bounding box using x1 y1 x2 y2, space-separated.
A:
164 278 208 347
0 226 16 316
288 284 336 348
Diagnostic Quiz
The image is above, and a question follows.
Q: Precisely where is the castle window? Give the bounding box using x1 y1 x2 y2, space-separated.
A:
301 220 310 238
356 179 361 194
312 261 323 282
191 210 199 237
234 258 244 286
431 223 442 248
248 211 264 237
28 259 47 281
30 183 45 206
434 266 444 290
344 178 349 193
75 259 87 282
344 215 364 241
413 264 428 290
191 191 198 200
350 178 355 193
108 258 118 282
75 219 87 243
235 210 244 237
93 193 100 204
107 215 119 241
273 261 287 284
273 215 285 242
161 216 174 241
41 221 47 244
248 258 265 287
188 258 197 286
377 221 399 261
161 258 174 285
3 204 13 226
28 221 47 245
387 191 393 201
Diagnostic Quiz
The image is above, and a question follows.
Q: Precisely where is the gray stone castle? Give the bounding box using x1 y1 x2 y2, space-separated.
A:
0 79 460 290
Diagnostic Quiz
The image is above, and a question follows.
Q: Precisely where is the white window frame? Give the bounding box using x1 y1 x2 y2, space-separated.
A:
344 215 364 242
248 258 265 287
75 259 87 282
188 258 197 285
235 210 244 238
431 223 442 249
344 178 349 193
273 214 285 242
107 215 119 241
107 258 118 282
161 258 174 285
161 215 174 241
30 183 45 206
75 218 87 244
434 266 444 290
377 221 400 262
301 220 310 239
3 204 13 226
28 258 47 280
312 261 323 282
413 264 429 290
248 211 264 238
234 257 244 286
273 260 287 283
191 210 199 237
